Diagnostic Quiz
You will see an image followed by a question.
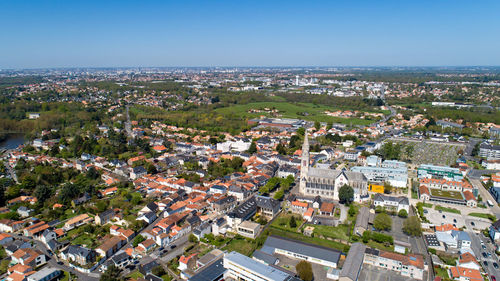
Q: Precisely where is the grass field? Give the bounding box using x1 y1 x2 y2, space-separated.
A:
306 224 351 241
214 101 378 125
468 212 496 221
268 226 349 253
222 237 258 256
430 189 463 200
435 205 461 214
270 213 303 232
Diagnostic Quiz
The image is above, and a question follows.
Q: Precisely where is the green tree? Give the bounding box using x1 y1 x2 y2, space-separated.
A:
398 209 408 218
348 204 357 217
189 233 198 243
289 215 297 228
132 235 146 247
34 185 52 203
295 260 313 281
100 264 122 281
383 182 393 194
247 141 257 154
314 121 321 131
339 184 354 205
373 213 392 231
152 266 167 277
403 216 422 236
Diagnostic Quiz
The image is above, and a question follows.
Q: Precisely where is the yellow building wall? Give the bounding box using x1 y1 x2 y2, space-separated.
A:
368 184 384 194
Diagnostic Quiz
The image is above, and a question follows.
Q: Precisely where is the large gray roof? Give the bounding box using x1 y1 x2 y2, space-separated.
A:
263 236 342 265
340 242 366 281
373 194 409 205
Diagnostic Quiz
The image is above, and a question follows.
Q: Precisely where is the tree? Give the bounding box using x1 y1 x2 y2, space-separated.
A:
276 143 287 155
34 185 52 204
132 235 146 247
398 209 408 218
247 141 257 154
189 233 198 243
295 260 313 281
100 264 122 281
152 266 167 277
339 184 354 205
383 182 393 194
403 216 422 236
348 204 357 217
373 213 392 231
289 215 297 228
314 121 321 131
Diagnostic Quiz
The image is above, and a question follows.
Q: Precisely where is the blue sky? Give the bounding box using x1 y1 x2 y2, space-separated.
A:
1 0 499 68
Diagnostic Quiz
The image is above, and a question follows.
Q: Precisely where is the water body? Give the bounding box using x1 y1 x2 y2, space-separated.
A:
0 134 25 150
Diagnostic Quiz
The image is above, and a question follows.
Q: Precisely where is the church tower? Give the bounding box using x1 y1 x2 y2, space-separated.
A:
299 130 310 194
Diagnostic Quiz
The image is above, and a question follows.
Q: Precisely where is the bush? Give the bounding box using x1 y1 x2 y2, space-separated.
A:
403 216 422 236
398 209 408 218
296 260 313 281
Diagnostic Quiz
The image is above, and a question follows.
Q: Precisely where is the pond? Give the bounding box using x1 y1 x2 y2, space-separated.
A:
0 133 25 150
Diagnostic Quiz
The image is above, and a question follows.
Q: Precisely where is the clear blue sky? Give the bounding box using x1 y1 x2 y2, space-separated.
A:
1 0 499 68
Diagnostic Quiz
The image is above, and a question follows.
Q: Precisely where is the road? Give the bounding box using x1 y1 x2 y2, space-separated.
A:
4 160 19 184
125 105 132 138
468 231 500 278
469 178 500 218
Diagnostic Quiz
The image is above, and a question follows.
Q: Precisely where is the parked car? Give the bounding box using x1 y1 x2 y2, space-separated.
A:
491 276 496 281
170 245 177 250
471 221 475 226
482 252 488 258
493 262 499 269
453 219 457 223
484 261 489 266
482 244 486 249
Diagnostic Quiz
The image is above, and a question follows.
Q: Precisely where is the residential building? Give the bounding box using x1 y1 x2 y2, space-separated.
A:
237 221 261 239
223 251 296 281
373 194 410 213
364 248 425 280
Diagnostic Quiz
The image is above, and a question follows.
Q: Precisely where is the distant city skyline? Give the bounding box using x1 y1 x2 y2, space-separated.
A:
1 0 500 68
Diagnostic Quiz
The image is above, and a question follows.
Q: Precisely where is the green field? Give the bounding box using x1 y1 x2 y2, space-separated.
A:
222 237 258 256
305 224 351 241
215 102 379 126
430 189 463 200
435 205 461 214
468 212 496 221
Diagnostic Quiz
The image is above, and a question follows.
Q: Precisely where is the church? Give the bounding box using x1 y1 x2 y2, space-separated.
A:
299 131 368 201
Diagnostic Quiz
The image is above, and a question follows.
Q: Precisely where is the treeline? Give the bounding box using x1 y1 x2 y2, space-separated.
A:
275 92 384 112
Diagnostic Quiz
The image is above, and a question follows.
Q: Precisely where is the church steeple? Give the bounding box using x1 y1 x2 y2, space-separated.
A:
299 129 310 193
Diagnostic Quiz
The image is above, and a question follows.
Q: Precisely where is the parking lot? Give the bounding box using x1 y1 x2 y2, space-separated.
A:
423 207 491 231
359 264 419 281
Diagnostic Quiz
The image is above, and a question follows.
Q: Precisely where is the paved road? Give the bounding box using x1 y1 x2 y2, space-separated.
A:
469 178 500 218
468 231 500 278
125 105 132 138
4 160 19 183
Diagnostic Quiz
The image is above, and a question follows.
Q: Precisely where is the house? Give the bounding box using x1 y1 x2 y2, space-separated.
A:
12 248 46 268
354 207 370 236
95 209 117 225
64 214 93 230
4 240 31 256
320 202 335 216
40 230 57 245
60 245 96 266
364 248 425 280
237 221 261 239
0 233 13 245
17 206 34 218
451 230 471 250
193 222 211 240
179 253 197 271
373 194 410 213
71 193 91 207
131 166 147 180
96 236 125 258
449 266 482 281
138 212 157 225
291 201 308 214
0 219 24 232
489 219 500 241
138 239 156 253
457 252 480 271
27 267 61 281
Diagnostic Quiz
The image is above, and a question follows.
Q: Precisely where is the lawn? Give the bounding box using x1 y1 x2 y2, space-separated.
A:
127 271 144 279
435 205 461 214
268 227 349 253
434 266 449 279
222 237 258 256
468 212 496 221
214 102 376 126
430 189 463 200
306 224 351 241
270 213 303 233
